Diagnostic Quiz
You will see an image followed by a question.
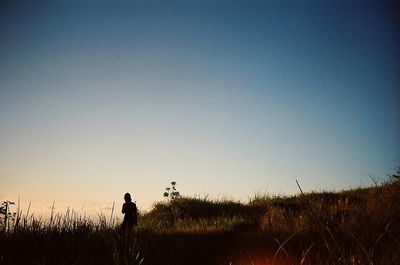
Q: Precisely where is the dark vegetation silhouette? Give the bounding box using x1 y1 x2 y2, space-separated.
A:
0 200 16 232
163 181 180 201
1 168 399 265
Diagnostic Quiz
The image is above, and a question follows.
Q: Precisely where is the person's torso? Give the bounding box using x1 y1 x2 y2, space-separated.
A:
124 202 136 218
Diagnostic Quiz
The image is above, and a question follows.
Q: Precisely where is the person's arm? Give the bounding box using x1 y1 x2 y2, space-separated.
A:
133 203 138 225
122 203 126 214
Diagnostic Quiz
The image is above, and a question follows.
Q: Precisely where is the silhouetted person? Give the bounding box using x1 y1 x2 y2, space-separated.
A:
121 193 138 230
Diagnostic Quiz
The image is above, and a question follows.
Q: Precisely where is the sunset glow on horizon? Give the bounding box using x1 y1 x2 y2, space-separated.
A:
1 1 399 217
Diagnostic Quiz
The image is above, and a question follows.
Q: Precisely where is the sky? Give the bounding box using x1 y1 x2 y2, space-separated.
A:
0 0 399 215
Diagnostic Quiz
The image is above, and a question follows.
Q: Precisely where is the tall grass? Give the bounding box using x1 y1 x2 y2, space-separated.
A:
1 180 399 265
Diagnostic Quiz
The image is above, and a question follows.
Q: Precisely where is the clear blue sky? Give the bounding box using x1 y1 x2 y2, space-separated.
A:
0 0 399 211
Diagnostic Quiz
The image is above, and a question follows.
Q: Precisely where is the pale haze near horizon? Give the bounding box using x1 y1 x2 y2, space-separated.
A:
0 1 399 216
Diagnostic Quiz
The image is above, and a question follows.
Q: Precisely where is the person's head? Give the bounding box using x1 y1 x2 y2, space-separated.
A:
124 193 132 202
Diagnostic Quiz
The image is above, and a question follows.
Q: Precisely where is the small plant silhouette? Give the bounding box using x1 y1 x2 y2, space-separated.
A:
0 200 16 231
163 181 180 201
392 163 400 180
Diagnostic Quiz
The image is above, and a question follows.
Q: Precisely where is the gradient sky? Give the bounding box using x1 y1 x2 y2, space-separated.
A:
1 1 399 213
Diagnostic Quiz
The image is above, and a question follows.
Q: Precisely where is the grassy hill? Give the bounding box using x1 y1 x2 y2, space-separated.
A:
1 179 399 265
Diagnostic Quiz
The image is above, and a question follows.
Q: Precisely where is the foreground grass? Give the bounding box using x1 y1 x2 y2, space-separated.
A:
1 180 399 265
